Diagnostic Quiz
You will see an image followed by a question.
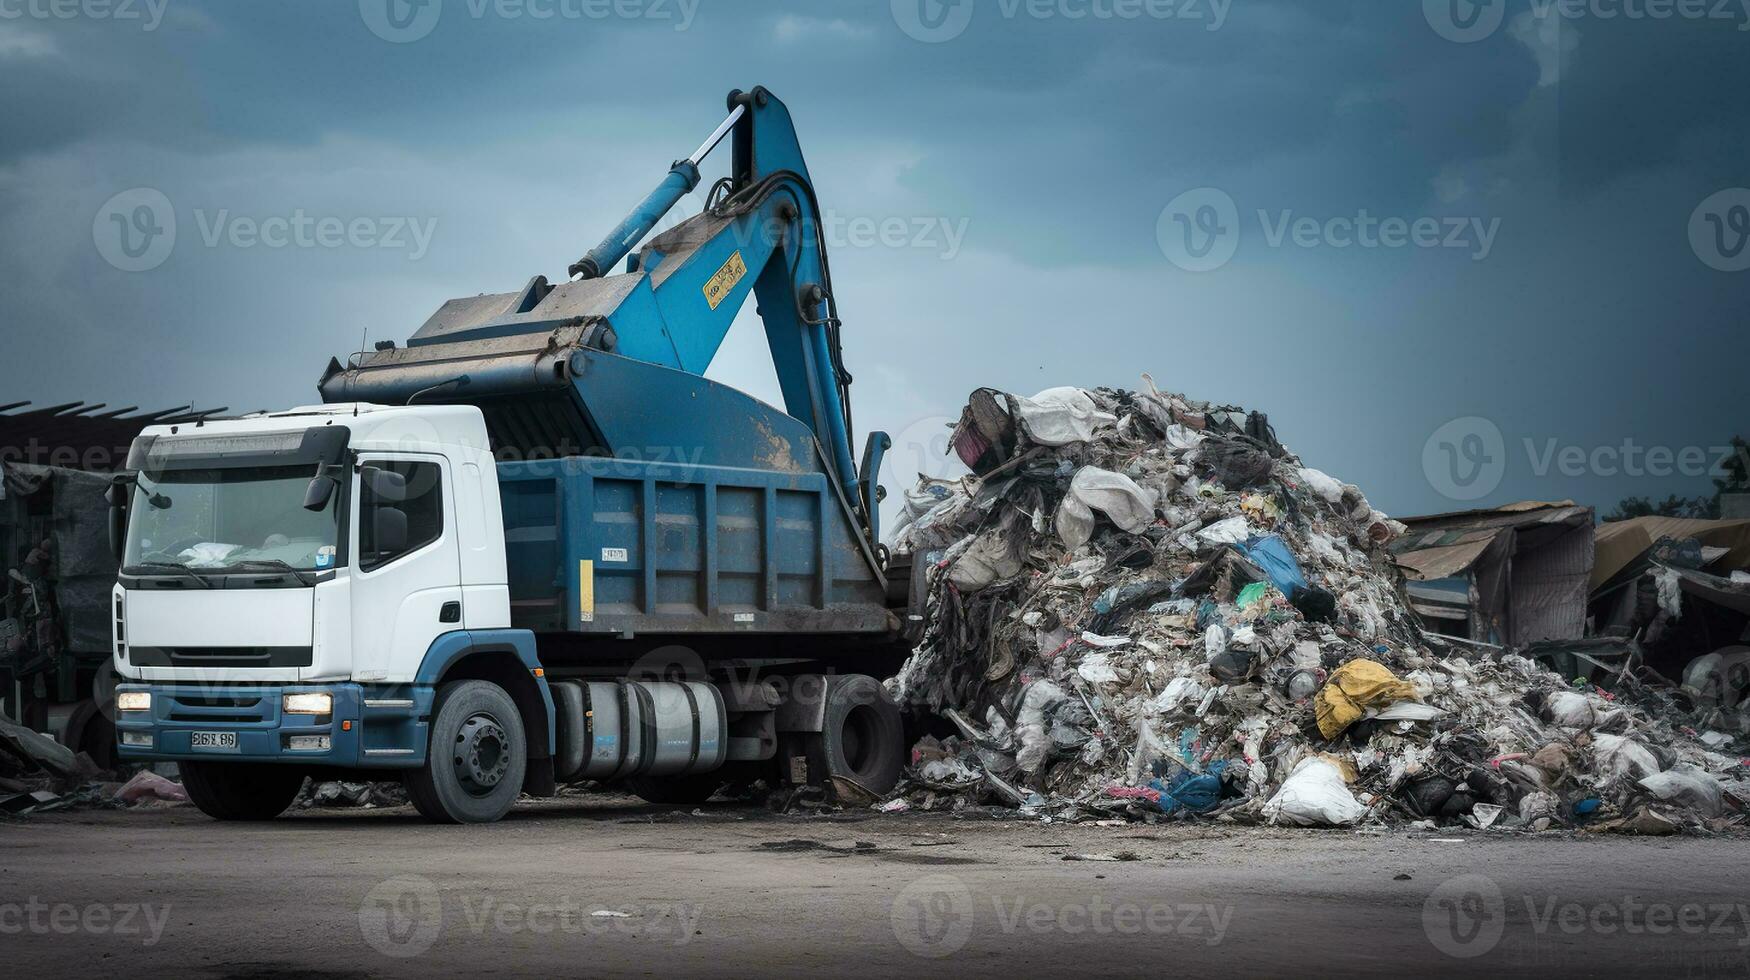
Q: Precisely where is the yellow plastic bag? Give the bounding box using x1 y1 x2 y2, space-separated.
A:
1314 659 1419 739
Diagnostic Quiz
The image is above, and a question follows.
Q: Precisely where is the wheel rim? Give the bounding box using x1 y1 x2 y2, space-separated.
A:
453 712 510 796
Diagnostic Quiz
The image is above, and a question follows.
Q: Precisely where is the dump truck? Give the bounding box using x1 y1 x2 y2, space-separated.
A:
109 87 914 823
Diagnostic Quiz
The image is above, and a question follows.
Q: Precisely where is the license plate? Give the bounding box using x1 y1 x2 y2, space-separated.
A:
190 731 238 750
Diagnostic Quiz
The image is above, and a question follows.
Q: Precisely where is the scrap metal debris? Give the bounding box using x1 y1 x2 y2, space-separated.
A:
884 379 1749 833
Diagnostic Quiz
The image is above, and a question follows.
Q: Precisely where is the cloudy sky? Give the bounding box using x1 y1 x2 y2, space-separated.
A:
2 0 1746 529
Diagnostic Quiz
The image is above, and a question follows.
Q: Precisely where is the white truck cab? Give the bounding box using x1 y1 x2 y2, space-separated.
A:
111 404 559 822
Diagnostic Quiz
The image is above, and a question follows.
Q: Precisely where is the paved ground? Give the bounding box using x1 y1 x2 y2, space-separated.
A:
4 795 1749 978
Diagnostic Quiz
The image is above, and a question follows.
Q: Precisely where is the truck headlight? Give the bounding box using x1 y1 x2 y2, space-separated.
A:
116 691 151 712
283 692 333 715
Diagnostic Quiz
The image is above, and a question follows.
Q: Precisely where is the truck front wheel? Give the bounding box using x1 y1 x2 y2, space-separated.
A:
181 761 306 821
406 680 527 824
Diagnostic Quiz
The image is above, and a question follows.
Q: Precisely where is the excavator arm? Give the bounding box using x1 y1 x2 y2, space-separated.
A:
318 87 888 546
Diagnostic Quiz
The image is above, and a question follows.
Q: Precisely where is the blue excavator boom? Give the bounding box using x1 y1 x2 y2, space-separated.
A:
320 87 888 547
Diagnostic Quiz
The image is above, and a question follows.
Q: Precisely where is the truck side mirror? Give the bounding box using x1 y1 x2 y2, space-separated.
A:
303 465 342 512
105 477 132 564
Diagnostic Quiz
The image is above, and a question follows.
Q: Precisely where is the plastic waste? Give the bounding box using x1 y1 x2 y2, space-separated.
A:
1263 757 1367 826
1242 535 1309 599
1314 659 1420 739
1638 764 1725 816
1055 466 1158 550
1012 387 1114 447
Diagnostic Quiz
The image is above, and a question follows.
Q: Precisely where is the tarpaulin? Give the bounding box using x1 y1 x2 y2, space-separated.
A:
1314 658 1420 739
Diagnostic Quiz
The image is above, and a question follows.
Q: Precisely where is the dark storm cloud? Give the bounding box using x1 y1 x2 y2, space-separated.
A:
0 0 1745 522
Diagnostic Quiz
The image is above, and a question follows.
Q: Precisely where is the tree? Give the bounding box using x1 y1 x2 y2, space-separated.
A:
1602 435 1748 522
1604 494 1713 522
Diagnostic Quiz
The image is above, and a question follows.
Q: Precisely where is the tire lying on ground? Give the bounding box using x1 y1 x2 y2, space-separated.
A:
180 761 307 821
804 674 905 796
405 679 527 824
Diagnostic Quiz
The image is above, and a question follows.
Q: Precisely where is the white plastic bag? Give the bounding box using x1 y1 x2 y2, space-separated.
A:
1055 466 1158 549
1638 764 1724 816
1263 758 1367 826
1195 516 1251 546
1592 733 1661 780
1012 387 1114 447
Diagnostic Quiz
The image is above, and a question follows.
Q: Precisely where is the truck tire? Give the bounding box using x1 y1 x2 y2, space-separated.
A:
406 680 527 824
181 761 306 821
804 675 905 796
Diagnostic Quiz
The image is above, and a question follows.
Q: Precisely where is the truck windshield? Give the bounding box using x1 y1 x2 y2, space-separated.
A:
123 465 341 573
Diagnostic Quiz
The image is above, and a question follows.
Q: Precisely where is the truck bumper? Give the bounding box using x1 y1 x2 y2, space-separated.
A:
114 683 435 769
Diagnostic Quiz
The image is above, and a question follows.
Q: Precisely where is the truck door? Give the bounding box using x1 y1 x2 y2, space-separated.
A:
349 454 463 682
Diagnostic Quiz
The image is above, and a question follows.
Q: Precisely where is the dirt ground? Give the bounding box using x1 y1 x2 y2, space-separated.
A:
4 795 1749 978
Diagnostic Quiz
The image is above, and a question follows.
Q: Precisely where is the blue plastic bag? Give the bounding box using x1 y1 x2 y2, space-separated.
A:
1148 759 1228 814
1243 535 1308 599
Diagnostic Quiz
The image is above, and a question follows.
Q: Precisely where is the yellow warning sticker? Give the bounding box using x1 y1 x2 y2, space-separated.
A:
702 250 747 310
579 559 595 624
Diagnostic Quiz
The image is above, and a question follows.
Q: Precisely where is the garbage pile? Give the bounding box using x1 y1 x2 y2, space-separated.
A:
887 380 1750 833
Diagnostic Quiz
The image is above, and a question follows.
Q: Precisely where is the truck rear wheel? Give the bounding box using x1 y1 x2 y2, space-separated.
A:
181 761 306 821
406 680 527 824
804 675 905 796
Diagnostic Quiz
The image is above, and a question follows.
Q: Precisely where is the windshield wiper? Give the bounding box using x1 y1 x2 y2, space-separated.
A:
226 559 315 586
129 561 213 590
